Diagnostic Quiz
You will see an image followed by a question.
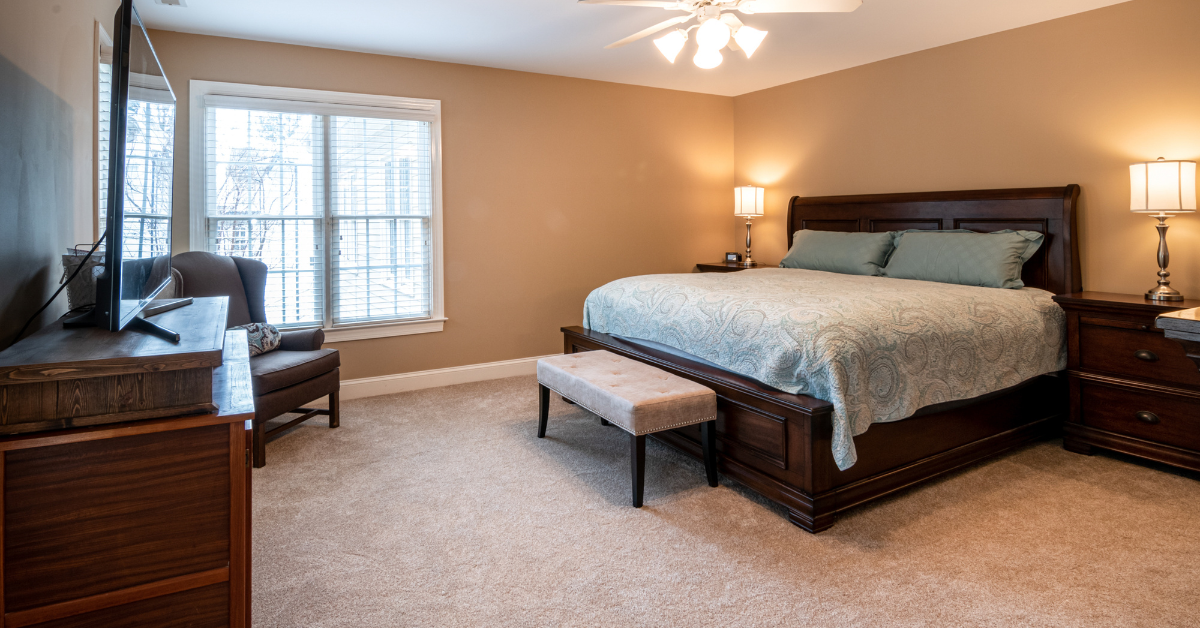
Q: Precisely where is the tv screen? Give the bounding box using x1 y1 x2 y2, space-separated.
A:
100 0 175 332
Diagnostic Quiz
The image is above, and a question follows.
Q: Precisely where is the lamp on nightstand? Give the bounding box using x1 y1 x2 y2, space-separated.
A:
734 185 764 266
1131 158 1197 301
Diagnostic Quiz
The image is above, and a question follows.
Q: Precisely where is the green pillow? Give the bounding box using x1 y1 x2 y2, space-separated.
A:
882 230 1045 289
779 230 895 276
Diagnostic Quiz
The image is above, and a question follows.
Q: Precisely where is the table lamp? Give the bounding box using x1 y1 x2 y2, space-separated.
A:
734 185 764 266
1131 158 1197 301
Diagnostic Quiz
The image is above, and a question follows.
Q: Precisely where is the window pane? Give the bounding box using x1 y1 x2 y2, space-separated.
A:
330 116 433 325
121 99 174 260
332 217 430 323
206 108 324 326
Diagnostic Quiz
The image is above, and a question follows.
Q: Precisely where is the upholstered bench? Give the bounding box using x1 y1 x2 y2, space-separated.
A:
536 350 718 507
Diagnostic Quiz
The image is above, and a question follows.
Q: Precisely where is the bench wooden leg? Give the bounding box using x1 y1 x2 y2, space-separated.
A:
701 420 718 488
537 384 550 438
329 391 340 428
631 433 645 508
252 421 267 469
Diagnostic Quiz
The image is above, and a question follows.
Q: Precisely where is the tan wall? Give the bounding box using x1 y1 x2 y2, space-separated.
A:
148 32 734 380
0 0 118 345
733 0 1200 299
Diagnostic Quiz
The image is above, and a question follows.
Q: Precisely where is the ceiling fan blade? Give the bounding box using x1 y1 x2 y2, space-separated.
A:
605 15 692 49
741 0 862 13
578 0 683 8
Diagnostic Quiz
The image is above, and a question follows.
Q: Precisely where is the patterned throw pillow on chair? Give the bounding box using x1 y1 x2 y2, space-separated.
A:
235 322 282 356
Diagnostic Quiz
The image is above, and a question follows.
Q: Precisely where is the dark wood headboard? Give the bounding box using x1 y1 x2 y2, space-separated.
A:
786 185 1082 295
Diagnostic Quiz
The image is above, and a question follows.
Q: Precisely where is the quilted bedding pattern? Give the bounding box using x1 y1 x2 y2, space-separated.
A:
581 268 1066 470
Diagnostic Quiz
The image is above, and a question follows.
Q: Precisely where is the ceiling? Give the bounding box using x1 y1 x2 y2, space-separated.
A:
137 0 1132 97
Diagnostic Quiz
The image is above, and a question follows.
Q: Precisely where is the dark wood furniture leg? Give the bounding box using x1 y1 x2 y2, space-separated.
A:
1062 439 1095 455
537 384 550 438
329 391 340 428
252 421 267 469
631 433 646 508
600 418 610 426
701 419 718 487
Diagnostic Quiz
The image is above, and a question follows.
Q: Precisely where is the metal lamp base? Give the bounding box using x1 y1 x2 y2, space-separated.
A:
1145 214 1185 302
1147 286 1185 302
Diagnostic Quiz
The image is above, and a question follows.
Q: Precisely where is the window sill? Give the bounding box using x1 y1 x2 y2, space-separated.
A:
320 317 447 343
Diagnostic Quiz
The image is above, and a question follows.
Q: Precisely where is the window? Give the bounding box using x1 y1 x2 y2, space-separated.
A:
190 82 444 341
96 24 175 262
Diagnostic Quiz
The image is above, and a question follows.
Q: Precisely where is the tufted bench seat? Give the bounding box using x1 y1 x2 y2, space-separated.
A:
537 350 718 507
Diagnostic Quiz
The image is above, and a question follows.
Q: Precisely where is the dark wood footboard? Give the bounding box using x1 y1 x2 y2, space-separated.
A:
563 326 1066 532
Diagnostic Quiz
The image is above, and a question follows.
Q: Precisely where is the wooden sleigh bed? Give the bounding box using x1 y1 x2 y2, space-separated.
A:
562 185 1081 533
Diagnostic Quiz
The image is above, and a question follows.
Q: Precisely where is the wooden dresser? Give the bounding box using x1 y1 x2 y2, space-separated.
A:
1053 292 1200 473
0 298 253 627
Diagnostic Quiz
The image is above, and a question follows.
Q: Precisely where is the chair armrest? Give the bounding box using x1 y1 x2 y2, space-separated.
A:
278 328 325 351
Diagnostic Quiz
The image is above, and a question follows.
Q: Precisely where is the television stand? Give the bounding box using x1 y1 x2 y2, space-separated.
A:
0 296 251 626
63 306 182 343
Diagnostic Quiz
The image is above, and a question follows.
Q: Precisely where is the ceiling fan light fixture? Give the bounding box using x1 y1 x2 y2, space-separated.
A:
693 47 722 69
733 26 767 57
653 29 687 63
695 18 731 51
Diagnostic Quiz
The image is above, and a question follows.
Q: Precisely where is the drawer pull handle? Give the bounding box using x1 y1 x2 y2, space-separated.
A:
1140 324 1150 331
1135 411 1161 425
1134 350 1159 362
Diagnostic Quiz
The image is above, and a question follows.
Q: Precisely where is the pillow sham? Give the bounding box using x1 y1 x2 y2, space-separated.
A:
882 229 1045 289
779 230 895 276
234 322 282 356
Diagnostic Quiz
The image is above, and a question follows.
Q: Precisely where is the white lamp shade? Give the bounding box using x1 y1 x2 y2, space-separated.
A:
734 186 765 217
654 30 687 63
1131 159 1197 213
696 18 731 51
693 47 722 69
733 26 767 58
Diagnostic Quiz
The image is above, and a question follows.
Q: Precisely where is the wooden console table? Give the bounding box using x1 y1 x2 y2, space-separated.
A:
0 298 253 627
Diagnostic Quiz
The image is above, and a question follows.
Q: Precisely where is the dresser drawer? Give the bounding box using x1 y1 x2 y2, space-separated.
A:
1078 316 1200 388
1079 380 1200 451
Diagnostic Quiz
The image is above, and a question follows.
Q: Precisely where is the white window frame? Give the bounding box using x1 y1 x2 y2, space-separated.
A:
188 80 446 342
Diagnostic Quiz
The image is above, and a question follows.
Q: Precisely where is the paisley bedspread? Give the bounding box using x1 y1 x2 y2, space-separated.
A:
581 268 1066 470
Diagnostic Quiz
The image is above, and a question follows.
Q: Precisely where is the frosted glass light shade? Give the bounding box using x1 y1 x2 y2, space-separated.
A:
654 30 687 63
733 26 767 57
696 19 731 50
1131 158 1197 214
734 186 765 217
693 47 723 69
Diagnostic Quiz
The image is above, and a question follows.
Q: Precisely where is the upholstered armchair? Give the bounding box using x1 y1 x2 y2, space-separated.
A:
172 251 340 467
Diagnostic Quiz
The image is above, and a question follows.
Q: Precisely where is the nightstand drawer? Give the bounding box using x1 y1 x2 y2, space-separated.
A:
1080 380 1200 451
1078 317 1200 388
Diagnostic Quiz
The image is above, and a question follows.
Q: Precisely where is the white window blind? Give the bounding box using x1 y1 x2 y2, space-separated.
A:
330 116 433 324
199 88 442 333
97 59 112 238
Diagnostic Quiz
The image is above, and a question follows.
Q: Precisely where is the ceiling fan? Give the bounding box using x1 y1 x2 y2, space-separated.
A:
579 0 862 69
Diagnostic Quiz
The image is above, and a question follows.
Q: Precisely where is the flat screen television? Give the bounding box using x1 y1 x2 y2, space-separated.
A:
67 0 179 341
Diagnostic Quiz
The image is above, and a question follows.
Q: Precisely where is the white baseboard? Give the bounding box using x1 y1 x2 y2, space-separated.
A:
340 354 560 400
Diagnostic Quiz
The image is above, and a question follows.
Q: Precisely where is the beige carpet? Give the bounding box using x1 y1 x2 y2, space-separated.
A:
253 375 1200 627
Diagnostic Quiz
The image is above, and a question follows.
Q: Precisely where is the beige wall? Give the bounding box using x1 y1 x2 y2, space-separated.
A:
733 0 1200 299
149 32 734 380
0 0 118 345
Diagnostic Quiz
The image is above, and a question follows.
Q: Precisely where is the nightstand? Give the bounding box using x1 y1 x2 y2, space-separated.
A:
697 261 761 273
1053 292 1200 472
